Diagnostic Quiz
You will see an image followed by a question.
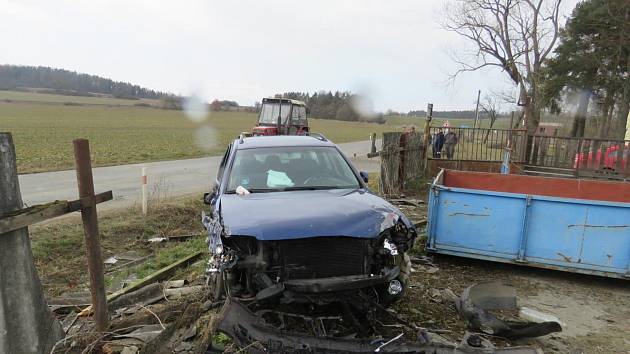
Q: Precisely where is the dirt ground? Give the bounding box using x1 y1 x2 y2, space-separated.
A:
396 200 630 354
34 192 629 353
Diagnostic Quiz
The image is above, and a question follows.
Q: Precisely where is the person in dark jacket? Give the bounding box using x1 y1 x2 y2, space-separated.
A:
432 129 445 158
444 129 458 159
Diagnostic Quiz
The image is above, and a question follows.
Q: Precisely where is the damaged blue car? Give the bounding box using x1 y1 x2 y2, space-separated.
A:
202 135 417 308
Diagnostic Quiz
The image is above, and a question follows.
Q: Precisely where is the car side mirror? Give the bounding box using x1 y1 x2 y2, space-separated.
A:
203 192 216 205
359 171 369 183
204 182 219 205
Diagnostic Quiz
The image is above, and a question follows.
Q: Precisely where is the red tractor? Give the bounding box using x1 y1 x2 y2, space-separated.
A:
252 98 309 136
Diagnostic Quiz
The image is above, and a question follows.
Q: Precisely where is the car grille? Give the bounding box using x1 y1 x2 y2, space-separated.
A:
276 237 368 280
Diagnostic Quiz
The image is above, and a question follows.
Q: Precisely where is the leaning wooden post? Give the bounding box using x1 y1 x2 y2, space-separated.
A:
73 139 108 330
0 133 64 353
422 103 433 176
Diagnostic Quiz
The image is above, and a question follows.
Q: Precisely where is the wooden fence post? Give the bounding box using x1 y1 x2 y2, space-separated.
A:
73 139 108 331
0 132 64 353
422 103 433 176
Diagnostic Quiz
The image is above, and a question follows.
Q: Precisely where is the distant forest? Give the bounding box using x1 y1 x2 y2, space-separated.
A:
278 91 386 123
407 110 504 119
0 65 171 100
279 92 501 122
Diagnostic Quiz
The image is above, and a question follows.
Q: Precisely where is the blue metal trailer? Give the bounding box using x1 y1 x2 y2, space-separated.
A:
426 169 630 279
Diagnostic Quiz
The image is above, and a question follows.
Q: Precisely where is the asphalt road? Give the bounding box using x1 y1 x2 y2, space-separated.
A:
18 140 380 210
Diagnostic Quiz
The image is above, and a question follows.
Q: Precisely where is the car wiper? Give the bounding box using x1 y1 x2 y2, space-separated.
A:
281 186 345 191
247 188 284 193
225 188 282 194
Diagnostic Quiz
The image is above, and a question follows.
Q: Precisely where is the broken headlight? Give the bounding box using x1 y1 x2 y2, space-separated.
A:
383 238 399 256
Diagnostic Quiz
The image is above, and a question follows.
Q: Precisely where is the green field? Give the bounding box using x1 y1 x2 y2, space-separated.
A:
1 93 403 173
2 91 514 174
384 115 513 129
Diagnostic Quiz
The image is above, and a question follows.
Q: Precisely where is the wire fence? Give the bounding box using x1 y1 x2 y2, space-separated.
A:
428 127 527 162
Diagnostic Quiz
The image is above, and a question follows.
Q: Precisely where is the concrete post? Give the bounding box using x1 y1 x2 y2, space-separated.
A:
0 132 64 353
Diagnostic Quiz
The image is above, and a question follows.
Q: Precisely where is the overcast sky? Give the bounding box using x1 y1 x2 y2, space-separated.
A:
1 0 578 112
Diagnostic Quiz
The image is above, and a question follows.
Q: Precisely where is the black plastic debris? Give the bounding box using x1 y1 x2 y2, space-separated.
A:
454 282 562 339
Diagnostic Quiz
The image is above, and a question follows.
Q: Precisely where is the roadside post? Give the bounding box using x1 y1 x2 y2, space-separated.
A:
73 139 108 331
142 166 148 215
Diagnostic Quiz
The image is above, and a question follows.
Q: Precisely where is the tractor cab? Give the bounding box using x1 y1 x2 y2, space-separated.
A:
252 98 309 136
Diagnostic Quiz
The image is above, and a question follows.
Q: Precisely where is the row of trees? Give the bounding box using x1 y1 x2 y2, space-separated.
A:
0 65 170 100
445 0 629 139
278 91 386 123
408 109 496 119
542 0 629 138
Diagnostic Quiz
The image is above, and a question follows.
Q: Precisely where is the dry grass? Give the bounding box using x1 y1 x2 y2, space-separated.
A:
31 195 207 296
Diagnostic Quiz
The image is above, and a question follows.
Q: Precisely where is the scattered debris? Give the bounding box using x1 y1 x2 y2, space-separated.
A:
519 307 566 327
454 282 562 339
146 234 202 244
115 324 164 342
104 256 119 265
164 286 204 300
216 297 540 353
388 198 424 208
165 280 186 289
106 254 152 274
79 251 203 317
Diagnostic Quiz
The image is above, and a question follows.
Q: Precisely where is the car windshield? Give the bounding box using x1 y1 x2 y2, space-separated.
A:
258 102 292 124
226 146 360 193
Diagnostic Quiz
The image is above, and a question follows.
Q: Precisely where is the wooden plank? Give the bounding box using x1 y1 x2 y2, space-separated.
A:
0 201 69 234
78 251 204 317
414 218 428 228
0 191 113 234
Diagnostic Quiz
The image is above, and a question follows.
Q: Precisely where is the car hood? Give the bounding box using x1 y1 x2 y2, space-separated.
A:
218 189 413 241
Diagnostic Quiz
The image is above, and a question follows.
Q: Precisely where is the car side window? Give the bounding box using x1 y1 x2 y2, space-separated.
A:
217 143 232 183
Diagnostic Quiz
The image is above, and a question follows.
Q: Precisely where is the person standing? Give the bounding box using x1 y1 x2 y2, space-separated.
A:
432 129 444 158
444 129 458 159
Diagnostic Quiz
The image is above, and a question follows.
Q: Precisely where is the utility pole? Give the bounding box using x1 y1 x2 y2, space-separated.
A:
0 132 64 353
473 90 481 129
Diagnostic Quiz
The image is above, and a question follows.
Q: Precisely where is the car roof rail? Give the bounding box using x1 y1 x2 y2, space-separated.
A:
308 132 328 141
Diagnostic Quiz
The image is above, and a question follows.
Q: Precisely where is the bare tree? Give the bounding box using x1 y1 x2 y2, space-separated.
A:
444 0 562 134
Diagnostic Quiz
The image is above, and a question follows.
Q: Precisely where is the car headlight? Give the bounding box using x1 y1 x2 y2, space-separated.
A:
387 279 403 295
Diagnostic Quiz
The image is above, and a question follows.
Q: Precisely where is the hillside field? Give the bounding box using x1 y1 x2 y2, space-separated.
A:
0 89 159 106
1 91 506 174
1 92 400 173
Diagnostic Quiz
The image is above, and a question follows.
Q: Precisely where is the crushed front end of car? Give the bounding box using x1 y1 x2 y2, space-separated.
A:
202 194 416 304
201 194 544 353
201 191 416 336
